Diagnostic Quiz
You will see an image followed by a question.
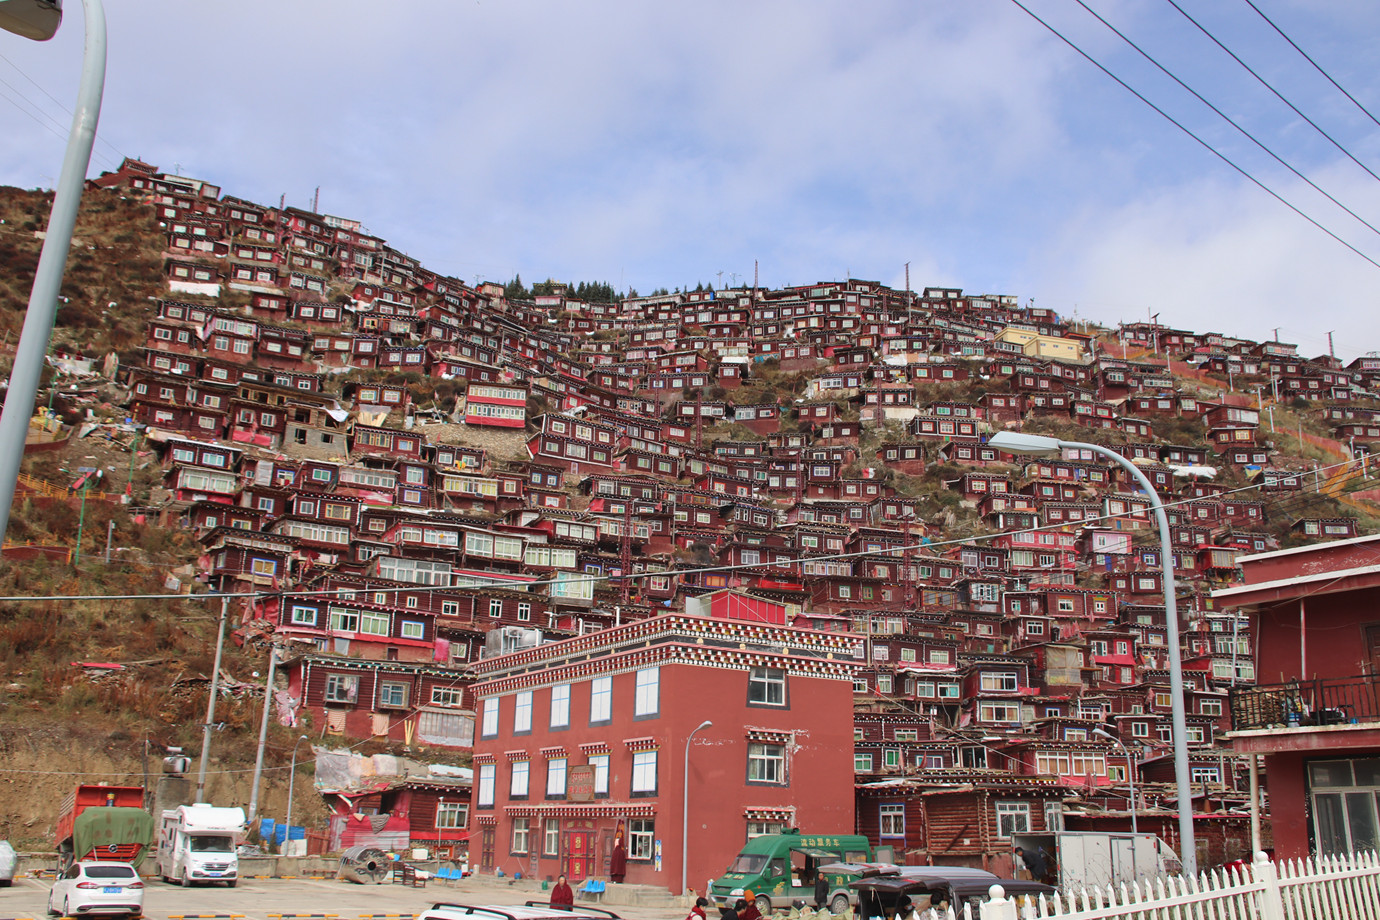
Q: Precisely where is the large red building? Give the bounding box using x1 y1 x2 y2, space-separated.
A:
1217 534 1380 859
467 613 857 894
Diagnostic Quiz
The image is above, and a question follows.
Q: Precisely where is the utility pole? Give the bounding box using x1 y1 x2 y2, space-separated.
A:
247 644 279 821
195 595 230 803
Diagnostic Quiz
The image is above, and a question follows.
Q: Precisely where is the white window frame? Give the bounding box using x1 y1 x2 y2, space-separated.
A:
634 667 660 717
480 698 499 738
590 675 612 723
477 764 495 807
631 750 657 794
550 684 570 729
546 757 567 798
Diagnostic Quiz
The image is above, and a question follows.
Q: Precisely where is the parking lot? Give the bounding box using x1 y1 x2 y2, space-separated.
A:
0 874 688 920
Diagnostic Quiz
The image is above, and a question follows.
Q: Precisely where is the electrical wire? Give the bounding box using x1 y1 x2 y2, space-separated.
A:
1008 0 1380 271
1074 0 1380 240
0 51 128 171
1241 0 1380 131
1163 0 1380 187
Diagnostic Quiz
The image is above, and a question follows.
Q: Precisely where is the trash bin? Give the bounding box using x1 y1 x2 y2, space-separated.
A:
338 845 392 884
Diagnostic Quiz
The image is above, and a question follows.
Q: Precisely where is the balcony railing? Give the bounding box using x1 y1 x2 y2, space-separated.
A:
1229 674 1380 731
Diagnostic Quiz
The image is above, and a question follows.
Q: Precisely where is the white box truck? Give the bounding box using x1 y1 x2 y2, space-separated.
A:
1011 831 1181 891
157 804 245 888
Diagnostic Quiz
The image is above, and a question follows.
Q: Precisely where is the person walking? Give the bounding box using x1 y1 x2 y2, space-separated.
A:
550 874 574 908
741 891 763 920
688 896 710 920
610 834 627 883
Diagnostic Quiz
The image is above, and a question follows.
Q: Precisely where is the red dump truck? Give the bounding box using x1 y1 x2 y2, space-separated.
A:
55 785 155 870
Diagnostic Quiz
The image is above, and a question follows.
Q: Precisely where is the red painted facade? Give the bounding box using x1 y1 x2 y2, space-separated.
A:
1216 534 1380 860
468 614 856 894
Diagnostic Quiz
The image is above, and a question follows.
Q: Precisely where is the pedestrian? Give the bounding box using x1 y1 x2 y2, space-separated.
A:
721 904 741 920
610 834 627 883
814 870 830 910
1015 845 1048 883
550 874 574 908
688 896 710 920
741 890 763 920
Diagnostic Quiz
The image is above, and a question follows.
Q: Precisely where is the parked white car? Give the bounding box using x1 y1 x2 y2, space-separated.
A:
0 839 16 886
47 861 144 917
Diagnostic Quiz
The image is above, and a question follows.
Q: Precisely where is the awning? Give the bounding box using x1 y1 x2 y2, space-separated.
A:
791 847 840 859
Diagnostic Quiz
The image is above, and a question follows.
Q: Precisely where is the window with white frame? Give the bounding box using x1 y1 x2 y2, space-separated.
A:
979 702 1022 723
747 820 785 839
589 753 609 796
324 674 358 703
631 750 657 795
477 764 495 807
590 676 612 723
747 743 785 784
995 802 1031 838
431 686 463 707
511 817 530 854
634 668 660 718
628 818 654 860
981 672 1019 692
546 757 567 798
749 667 786 705
481 698 499 738
510 760 530 798
543 818 561 856
378 681 408 709
855 753 873 772
436 800 467 829
550 684 570 729
879 804 905 837
514 691 533 734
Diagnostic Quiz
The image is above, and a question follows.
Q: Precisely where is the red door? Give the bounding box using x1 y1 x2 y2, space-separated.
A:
565 831 592 882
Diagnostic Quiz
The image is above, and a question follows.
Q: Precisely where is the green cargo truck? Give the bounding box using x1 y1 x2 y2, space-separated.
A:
710 830 879 914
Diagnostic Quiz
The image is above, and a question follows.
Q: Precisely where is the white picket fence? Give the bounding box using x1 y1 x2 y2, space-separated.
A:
968 850 1380 920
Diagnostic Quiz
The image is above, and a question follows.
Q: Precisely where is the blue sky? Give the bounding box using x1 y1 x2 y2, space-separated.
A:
3 1 1379 359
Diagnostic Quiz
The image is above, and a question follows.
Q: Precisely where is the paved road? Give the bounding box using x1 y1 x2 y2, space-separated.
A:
0 874 688 920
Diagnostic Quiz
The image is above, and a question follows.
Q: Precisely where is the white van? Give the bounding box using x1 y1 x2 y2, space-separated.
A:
157 804 245 887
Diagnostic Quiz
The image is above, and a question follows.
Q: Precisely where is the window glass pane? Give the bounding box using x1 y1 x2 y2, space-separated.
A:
1347 791 1379 852
1310 762 1355 788
1313 793 1347 854
1354 759 1380 786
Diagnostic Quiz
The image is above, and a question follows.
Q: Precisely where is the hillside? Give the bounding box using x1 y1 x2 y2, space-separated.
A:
0 161 1377 854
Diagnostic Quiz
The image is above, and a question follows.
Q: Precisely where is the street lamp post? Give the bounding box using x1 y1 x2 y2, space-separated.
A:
0 0 105 546
682 720 712 898
988 431 1196 876
1093 727 1137 836
284 734 310 856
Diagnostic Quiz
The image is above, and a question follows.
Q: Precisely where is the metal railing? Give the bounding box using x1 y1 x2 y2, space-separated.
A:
1229 674 1380 731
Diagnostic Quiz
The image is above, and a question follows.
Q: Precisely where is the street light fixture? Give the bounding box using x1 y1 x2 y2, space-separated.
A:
0 0 62 40
682 719 712 897
1092 726 1137 836
987 431 1195 876
284 734 310 856
0 0 104 547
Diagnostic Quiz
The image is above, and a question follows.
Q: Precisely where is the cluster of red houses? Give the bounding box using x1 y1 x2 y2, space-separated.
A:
84 157 1378 887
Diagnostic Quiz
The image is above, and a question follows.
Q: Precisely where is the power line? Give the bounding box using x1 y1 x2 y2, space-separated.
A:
0 51 127 170
1241 0 1380 131
1070 0 1380 242
1163 0 1380 187
1008 0 1380 271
